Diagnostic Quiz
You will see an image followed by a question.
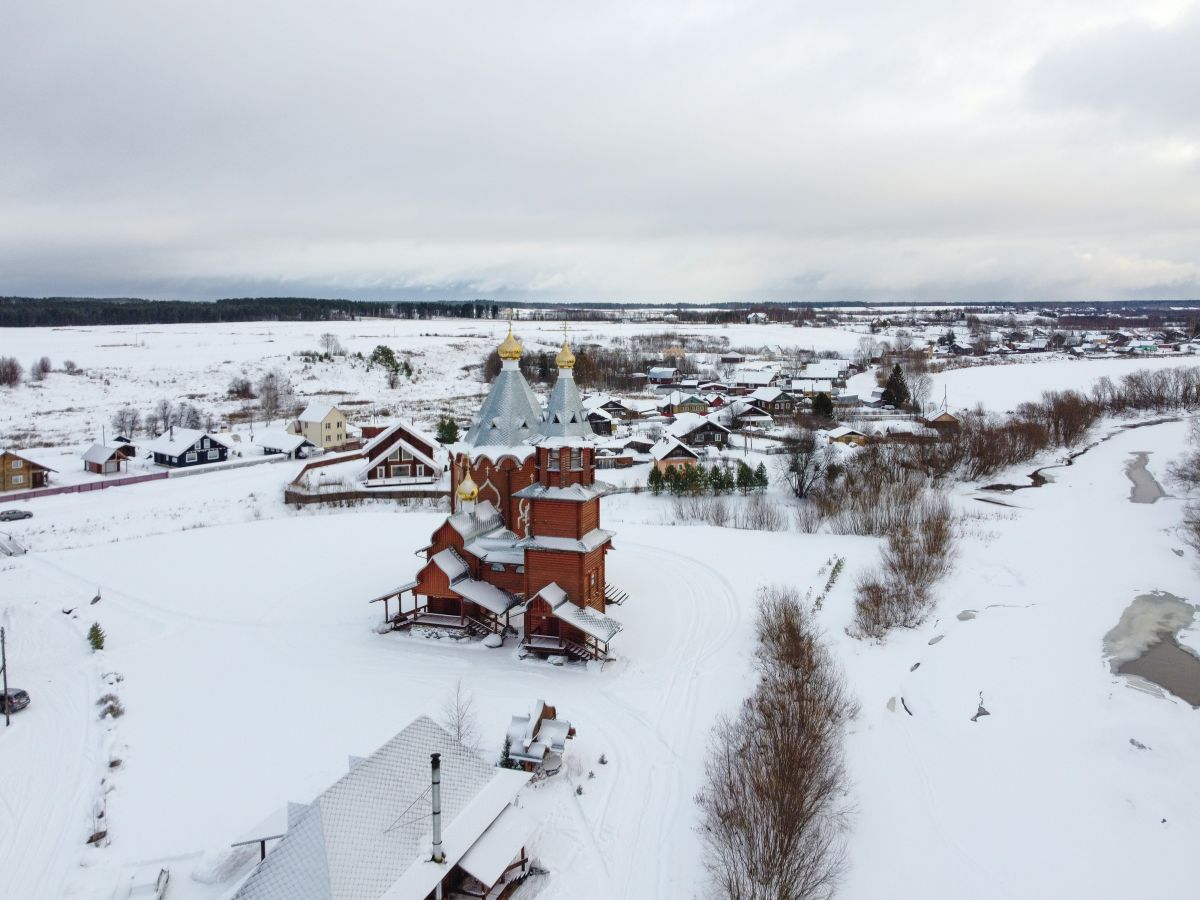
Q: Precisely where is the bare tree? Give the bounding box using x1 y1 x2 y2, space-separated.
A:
319 332 345 355
780 428 832 499
696 586 855 900
0 357 23 387
256 369 294 423
441 679 480 753
29 357 52 381
153 398 173 431
143 411 160 437
111 406 141 437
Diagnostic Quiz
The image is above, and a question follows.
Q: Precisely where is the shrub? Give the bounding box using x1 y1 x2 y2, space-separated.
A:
0 357 22 387
29 357 51 381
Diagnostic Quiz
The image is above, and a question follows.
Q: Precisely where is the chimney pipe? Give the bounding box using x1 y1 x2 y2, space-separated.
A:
430 753 445 863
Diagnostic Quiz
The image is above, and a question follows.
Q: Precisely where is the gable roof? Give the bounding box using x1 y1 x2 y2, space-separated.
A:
651 436 699 461
143 428 211 457
532 583 623 643
298 403 340 424
667 412 730 438
360 421 441 473
256 431 314 453
233 716 530 900
82 444 123 465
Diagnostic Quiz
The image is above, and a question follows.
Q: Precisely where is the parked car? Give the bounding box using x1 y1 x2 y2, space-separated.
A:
0 509 33 522
1 688 30 714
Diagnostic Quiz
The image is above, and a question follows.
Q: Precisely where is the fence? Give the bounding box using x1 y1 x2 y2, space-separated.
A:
0 471 168 504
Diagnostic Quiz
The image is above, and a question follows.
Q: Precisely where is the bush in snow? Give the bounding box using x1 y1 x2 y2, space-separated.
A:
97 693 124 718
0 357 22 387
88 622 106 651
29 356 51 382
696 585 855 900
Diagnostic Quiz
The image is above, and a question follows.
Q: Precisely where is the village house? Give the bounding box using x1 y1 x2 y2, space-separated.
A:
826 425 869 446
358 420 443 485
144 428 229 468
747 386 796 418
291 402 349 449
586 406 614 436
746 311 769 324
657 391 708 418
791 377 835 398
721 399 774 430
81 443 134 475
730 368 777 394
230 716 533 900
646 365 681 386
504 700 575 774
581 393 641 422
924 411 962 434
719 351 747 365
0 449 54 492
650 435 700 472
377 328 625 662
668 412 731 448
254 431 317 460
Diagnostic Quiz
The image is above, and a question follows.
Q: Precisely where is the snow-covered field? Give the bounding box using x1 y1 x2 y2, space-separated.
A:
1 319 1198 900
847 353 1200 413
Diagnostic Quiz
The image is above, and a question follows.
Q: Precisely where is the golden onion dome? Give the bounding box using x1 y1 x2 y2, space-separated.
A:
556 337 576 370
456 472 479 503
497 323 524 360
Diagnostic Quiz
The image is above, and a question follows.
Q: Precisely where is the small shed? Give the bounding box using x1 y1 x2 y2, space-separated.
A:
255 430 316 459
82 444 127 475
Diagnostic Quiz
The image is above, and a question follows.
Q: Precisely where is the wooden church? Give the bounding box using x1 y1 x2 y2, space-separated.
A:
389 326 625 661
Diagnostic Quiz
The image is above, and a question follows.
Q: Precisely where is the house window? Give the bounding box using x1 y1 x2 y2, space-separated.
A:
325 422 331 430
12 475 24 485
12 460 22 469
570 448 582 469
207 449 219 460
185 452 197 463
376 466 385 478
201 438 209 449
548 451 560 470
516 565 525 574
490 563 505 572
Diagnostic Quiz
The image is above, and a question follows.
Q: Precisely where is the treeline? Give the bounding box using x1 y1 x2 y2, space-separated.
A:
0 297 504 327
697 585 856 899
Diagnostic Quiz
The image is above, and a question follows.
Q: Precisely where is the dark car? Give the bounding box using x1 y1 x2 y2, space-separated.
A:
1 688 30 714
0 509 33 522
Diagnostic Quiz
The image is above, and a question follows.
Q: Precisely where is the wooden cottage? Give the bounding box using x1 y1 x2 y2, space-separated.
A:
82 444 128 475
651 436 700 472
668 413 731 449
0 450 54 492
358 420 442 485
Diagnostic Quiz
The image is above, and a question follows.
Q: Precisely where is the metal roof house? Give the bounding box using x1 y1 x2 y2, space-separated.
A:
231 716 533 900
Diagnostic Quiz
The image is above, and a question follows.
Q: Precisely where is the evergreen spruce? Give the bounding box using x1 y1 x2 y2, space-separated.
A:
436 416 460 444
648 465 664 495
664 465 680 495
88 622 105 652
736 462 754 495
499 735 519 769
812 392 834 419
753 462 769 492
881 364 910 408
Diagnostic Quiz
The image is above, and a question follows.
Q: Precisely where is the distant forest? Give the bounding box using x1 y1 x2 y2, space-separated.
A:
0 295 1194 328
0 296 505 327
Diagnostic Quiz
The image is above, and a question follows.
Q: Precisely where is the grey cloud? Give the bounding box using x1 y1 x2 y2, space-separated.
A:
1 1 1198 302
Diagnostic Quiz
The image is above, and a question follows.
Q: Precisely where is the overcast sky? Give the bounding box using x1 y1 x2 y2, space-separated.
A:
2 1 1198 303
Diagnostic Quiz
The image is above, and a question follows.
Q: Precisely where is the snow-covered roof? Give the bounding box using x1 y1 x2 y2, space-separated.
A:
297 402 340 424
452 576 519 616
826 426 866 439
791 378 834 394
255 431 313 453
431 548 469 581
143 428 210 456
748 386 786 403
524 528 615 554
512 482 609 502
446 502 502 540
667 412 729 438
362 421 440 467
533 583 623 643
232 716 530 900
462 362 543 450
648 366 679 378
82 443 122 465
650 436 698 461
537 367 594 441
456 805 536 888
732 368 775 386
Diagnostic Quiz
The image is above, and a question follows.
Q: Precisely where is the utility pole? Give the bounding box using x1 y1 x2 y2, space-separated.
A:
2 627 10 727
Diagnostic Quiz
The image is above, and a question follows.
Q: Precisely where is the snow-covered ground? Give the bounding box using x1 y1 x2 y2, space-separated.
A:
847 353 1199 413
1 320 1198 900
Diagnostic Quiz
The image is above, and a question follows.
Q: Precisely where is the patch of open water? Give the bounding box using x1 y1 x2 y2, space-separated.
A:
1104 592 1200 708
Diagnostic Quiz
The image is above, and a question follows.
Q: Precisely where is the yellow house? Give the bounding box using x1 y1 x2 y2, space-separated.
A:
292 403 349 449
